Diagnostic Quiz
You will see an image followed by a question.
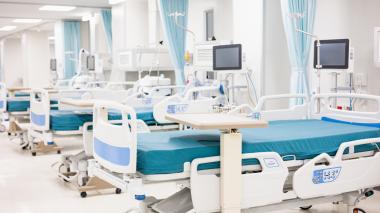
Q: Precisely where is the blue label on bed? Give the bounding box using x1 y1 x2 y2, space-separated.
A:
249 112 261 120
312 167 341 184
167 104 189 114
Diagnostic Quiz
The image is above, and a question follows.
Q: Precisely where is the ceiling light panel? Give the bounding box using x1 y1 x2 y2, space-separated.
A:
0 26 17 31
39 5 76 12
13 19 42 23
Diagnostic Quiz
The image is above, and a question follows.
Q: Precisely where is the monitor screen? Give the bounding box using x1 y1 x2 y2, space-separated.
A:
87 55 96 71
314 39 349 69
213 44 242 70
50 59 57 71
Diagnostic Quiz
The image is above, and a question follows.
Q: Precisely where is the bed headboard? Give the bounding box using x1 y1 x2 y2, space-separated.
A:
93 101 137 174
153 86 221 124
30 89 50 131
252 94 309 121
311 93 380 123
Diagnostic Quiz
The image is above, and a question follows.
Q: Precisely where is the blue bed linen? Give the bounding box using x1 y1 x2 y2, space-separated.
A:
136 119 380 175
49 107 155 131
7 99 59 112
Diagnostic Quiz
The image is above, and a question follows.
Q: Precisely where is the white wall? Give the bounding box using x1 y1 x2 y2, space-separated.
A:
263 0 291 97
186 0 233 51
110 0 149 81
2 38 24 87
21 31 51 88
233 0 264 97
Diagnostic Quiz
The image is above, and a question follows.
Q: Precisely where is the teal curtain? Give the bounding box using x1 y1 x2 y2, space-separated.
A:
159 0 188 85
101 9 113 52
63 21 81 79
281 0 316 104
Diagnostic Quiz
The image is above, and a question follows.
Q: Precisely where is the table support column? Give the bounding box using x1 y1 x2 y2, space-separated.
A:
220 130 242 213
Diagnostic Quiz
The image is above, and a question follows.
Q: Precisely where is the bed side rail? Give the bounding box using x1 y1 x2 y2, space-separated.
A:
30 89 50 131
229 94 309 121
93 101 138 174
0 83 6 112
153 85 222 124
190 152 289 212
311 93 380 123
293 137 380 199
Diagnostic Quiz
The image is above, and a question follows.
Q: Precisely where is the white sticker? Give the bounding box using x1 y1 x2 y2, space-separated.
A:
264 158 279 168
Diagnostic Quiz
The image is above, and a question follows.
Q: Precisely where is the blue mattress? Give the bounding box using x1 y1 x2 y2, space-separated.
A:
49 107 155 131
137 119 380 175
7 99 59 112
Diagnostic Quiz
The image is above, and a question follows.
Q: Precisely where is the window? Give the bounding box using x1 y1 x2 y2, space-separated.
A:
205 9 214 41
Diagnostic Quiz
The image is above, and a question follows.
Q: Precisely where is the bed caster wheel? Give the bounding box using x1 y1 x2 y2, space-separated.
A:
21 145 28 150
300 205 312 210
353 208 366 213
115 188 122 194
57 150 61 154
7 132 11 136
31 152 36 156
80 192 87 198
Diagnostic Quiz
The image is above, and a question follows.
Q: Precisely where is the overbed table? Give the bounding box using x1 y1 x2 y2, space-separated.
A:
165 113 268 213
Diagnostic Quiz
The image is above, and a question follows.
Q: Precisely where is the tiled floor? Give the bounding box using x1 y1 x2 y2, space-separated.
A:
0 133 378 213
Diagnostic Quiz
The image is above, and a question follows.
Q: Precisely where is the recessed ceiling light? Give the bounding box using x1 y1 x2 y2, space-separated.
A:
13 19 42 23
109 0 126 5
0 26 17 31
48 36 55 40
39 5 76 12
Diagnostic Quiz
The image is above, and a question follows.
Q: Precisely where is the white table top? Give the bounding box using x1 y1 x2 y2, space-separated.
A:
165 113 267 130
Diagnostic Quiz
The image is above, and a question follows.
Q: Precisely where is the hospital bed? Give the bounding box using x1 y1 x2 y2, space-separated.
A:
56 84 225 197
87 93 380 213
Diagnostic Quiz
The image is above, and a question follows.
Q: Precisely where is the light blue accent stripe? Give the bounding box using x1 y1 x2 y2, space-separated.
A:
31 112 46 126
0 100 4 108
94 137 130 166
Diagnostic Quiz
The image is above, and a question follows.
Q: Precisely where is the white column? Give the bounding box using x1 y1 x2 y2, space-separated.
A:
2 38 23 87
21 31 51 87
232 0 264 97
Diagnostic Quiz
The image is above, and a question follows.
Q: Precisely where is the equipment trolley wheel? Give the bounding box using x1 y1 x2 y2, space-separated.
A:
300 205 312 210
80 191 87 198
115 188 122 194
353 208 366 213
57 150 61 154
31 152 36 156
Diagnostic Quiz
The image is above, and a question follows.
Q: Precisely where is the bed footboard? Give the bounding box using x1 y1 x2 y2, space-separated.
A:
93 101 138 174
30 89 50 131
293 137 380 199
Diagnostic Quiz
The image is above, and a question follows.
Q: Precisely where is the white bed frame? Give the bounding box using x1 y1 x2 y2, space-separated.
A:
57 84 223 197
88 93 380 213
153 85 223 124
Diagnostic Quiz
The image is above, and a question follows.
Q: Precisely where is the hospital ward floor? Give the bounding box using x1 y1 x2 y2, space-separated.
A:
0 133 379 213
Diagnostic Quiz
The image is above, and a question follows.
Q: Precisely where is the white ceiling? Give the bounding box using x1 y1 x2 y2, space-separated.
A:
0 0 111 38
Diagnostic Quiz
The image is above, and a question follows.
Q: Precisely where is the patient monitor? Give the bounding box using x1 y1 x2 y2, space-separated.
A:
213 44 242 71
314 39 350 70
